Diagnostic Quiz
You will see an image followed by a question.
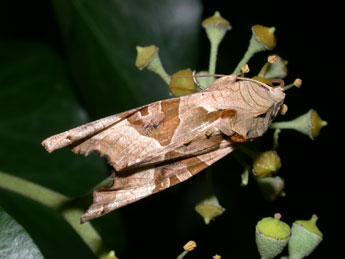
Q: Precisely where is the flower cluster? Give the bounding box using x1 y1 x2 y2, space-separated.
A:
256 214 323 259
135 11 326 259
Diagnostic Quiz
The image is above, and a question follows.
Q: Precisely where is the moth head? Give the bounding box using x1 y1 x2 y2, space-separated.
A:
245 76 286 117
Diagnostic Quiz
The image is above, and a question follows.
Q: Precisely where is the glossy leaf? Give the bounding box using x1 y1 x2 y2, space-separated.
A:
0 41 108 197
0 42 114 259
0 205 44 259
51 0 203 118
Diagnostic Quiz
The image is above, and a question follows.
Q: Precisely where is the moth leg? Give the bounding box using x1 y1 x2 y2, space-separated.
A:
216 109 248 143
217 109 237 136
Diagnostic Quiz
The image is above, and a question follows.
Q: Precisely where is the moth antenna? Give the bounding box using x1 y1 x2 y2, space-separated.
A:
164 74 227 78
237 76 283 91
269 78 285 89
192 70 200 87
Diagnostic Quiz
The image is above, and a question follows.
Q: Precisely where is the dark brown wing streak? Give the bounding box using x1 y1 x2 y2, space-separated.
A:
81 144 235 222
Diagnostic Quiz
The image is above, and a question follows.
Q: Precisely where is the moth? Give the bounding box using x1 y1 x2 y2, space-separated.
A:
42 74 285 222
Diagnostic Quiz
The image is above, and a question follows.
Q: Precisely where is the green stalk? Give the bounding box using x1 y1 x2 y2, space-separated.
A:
176 250 189 259
147 56 171 85
208 42 218 75
0 171 68 209
233 36 265 74
0 171 108 259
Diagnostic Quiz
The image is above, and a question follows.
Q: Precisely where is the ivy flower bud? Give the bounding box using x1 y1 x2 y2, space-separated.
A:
253 151 282 178
256 213 290 259
169 69 198 96
267 55 277 64
233 25 277 73
251 76 273 87
183 240 197 251
202 11 231 84
288 215 323 259
293 78 302 88
252 25 277 50
135 45 170 85
135 45 158 69
105 250 119 259
265 55 288 79
202 11 231 30
283 78 302 91
195 194 225 224
241 64 250 75
177 241 197 259
270 109 327 140
280 104 288 115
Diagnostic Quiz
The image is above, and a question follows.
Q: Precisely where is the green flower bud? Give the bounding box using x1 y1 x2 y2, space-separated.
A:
253 151 282 178
256 176 285 201
135 45 159 69
105 250 119 259
202 11 231 31
288 215 323 259
251 76 273 87
169 69 198 96
259 55 288 79
135 45 170 85
252 25 277 50
265 55 288 79
256 213 290 259
202 11 231 85
270 109 327 140
202 11 231 57
233 25 276 73
195 194 225 224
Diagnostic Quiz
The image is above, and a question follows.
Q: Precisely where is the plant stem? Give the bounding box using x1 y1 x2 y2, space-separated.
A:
238 145 258 159
62 207 108 259
209 42 218 75
176 250 188 259
0 171 108 258
207 40 219 85
272 129 281 150
147 56 171 85
0 171 68 209
233 36 264 74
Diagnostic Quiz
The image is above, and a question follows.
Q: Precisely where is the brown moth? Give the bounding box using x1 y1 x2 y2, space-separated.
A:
42 74 285 222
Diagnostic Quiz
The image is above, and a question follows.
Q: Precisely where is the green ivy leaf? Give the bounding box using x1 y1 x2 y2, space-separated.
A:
0 205 44 259
51 0 203 118
0 41 108 197
0 42 117 259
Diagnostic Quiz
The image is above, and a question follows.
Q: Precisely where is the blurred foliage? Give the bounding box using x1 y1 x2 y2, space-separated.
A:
0 0 336 258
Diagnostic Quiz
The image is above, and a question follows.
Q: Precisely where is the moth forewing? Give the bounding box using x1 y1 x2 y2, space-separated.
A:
41 105 148 153
41 74 285 222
